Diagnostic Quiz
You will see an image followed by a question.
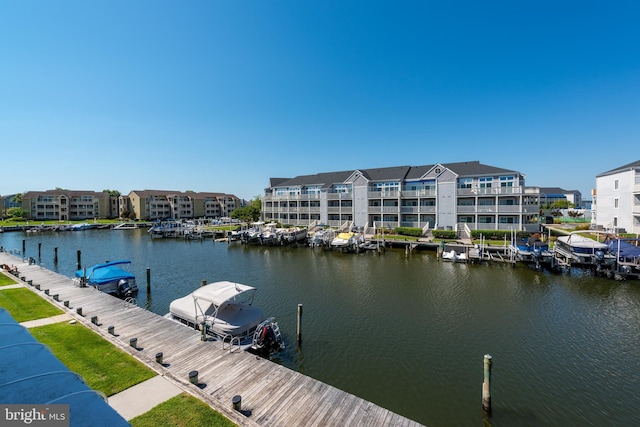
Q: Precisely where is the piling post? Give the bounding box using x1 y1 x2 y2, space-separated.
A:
22 240 25 257
130 338 138 349
146 267 151 292
297 304 303 346
54 247 58 264
38 242 42 259
232 395 242 412
482 354 492 413
108 326 115 335
201 279 207 287
189 370 199 385
155 352 163 364
76 250 82 271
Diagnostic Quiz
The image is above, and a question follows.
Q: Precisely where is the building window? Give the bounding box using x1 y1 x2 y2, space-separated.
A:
479 177 492 188
499 176 514 187
614 179 619 190
458 178 473 189
614 198 619 208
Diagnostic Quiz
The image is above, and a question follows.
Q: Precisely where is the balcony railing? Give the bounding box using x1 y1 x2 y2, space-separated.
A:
457 187 525 196
401 190 437 197
367 191 400 198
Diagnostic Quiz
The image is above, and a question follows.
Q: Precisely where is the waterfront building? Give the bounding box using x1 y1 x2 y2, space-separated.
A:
263 161 540 232
21 190 113 221
121 190 241 221
539 187 583 208
0 193 22 218
593 160 640 233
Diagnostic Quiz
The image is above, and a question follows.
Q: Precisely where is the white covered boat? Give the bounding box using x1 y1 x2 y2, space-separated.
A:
167 281 284 355
441 250 467 262
554 231 616 268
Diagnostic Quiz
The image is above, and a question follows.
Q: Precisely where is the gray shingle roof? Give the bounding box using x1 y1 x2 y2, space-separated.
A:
271 161 522 188
598 160 640 176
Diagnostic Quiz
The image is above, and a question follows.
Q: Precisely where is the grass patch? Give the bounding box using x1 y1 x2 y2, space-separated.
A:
130 393 236 427
0 288 63 321
0 274 18 286
30 322 156 396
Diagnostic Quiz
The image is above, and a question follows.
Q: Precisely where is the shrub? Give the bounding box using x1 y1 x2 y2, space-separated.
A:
394 227 423 237
432 230 457 239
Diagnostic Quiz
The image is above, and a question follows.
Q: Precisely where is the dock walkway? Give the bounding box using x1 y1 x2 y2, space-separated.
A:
0 252 423 427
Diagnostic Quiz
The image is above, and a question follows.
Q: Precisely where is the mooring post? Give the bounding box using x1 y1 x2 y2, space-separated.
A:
146 267 151 292
155 352 163 364
201 279 207 287
232 395 242 412
482 354 492 413
22 239 25 257
54 247 58 264
108 326 115 335
76 250 82 271
38 242 42 259
189 370 199 385
297 304 303 345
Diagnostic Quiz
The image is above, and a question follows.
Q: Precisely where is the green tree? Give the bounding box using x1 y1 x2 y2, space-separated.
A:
230 197 262 222
551 200 572 209
7 207 28 219
103 189 121 197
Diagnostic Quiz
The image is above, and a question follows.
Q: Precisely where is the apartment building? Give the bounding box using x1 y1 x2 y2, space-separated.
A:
121 190 241 221
593 160 640 233
539 187 583 208
263 161 540 232
21 190 113 221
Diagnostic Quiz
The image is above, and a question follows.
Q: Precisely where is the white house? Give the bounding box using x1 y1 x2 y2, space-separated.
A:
593 160 640 233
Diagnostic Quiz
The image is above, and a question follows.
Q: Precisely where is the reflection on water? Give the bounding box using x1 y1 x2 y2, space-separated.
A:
3 229 640 426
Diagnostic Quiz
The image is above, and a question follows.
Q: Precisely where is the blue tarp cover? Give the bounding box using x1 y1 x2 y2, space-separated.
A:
607 240 640 260
74 260 135 285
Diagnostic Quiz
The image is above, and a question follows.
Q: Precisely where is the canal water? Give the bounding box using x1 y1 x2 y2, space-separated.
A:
2 229 640 426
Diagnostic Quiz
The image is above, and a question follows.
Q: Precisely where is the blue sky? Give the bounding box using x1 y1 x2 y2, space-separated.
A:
1 1 638 201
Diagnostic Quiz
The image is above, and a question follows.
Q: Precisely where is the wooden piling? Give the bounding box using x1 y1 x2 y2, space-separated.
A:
146 267 151 292
22 240 25 257
201 279 207 287
38 242 42 259
54 247 58 264
155 352 163 364
108 326 115 335
130 337 138 349
482 354 492 413
297 304 303 345
76 250 82 271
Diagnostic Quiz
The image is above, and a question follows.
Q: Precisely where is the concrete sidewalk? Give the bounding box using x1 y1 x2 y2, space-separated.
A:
108 375 183 420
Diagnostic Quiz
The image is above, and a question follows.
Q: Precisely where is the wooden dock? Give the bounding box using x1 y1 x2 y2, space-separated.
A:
1 252 423 427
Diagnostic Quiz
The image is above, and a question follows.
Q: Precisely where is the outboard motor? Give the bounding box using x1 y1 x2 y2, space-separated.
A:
118 279 132 298
594 250 605 271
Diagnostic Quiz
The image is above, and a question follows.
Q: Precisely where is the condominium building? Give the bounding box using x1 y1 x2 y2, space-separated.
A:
121 190 241 221
21 190 113 221
539 187 583 208
263 161 540 232
593 160 640 233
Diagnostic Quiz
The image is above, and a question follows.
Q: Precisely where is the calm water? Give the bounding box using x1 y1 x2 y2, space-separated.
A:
3 229 640 426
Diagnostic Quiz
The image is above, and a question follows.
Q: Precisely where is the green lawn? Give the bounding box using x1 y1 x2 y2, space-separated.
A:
30 322 156 396
0 288 63 321
130 393 236 427
0 274 18 286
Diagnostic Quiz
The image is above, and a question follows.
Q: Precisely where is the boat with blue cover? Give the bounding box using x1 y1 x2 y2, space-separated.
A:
74 260 138 297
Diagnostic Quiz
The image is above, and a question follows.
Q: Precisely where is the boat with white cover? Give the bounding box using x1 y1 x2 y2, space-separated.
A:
167 280 284 355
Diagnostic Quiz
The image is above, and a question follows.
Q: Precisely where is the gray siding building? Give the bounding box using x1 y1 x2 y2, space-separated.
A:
263 161 540 232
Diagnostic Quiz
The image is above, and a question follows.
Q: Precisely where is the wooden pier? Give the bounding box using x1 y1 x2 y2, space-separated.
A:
1 252 423 427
